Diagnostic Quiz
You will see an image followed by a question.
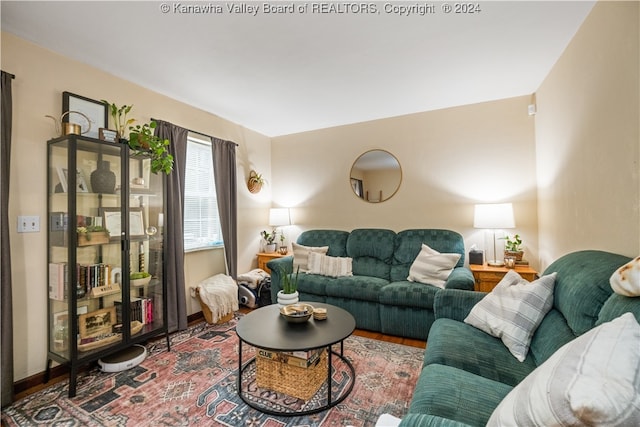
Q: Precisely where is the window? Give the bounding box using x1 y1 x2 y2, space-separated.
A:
183 136 223 251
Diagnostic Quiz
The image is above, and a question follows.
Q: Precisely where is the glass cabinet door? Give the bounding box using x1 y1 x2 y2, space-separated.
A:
128 155 165 336
48 136 126 360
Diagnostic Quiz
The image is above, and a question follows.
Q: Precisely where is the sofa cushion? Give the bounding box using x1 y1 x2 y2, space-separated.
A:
597 293 640 325
407 244 460 288
409 364 512 427
391 229 465 282
544 250 630 335
528 308 577 366
380 280 439 309
307 252 353 278
488 312 640 427
464 271 556 362
424 318 537 386
295 273 331 296
296 229 349 257
609 255 640 296
324 275 389 302
346 229 395 280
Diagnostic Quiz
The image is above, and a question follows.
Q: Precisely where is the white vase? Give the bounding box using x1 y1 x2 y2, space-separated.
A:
265 243 277 253
277 290 299 307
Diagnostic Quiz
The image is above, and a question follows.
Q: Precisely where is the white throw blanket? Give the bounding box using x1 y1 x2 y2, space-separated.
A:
197 274 239 323
237 268 270 289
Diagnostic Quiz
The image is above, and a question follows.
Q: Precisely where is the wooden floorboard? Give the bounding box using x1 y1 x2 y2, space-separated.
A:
15 307 425 401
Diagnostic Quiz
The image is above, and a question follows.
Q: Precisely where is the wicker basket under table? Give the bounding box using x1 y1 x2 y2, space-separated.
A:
256 349 328 400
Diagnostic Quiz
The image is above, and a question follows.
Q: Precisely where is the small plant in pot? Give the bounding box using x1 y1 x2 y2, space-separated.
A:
502 234 524 261
260 229 278 253
101 101 135 139
276 266 300 307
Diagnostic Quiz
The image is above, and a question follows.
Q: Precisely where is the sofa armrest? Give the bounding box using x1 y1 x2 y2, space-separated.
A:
434 289 487 322
444 267 474 290
398 414 474 427
266 256 293 296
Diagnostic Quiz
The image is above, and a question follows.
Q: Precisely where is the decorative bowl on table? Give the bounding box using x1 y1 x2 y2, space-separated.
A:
280 303 314 323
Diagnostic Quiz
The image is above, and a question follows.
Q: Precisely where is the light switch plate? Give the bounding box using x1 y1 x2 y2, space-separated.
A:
17 215 40 233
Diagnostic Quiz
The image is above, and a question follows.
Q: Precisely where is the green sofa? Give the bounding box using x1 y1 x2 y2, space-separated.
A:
399 250 640 427
267 228 474 340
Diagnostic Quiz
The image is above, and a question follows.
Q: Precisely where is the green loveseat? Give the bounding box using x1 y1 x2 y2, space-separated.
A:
399 250 640 427
267 228 474 340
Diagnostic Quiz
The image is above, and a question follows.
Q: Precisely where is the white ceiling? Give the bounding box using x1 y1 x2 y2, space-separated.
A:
1 1 595 137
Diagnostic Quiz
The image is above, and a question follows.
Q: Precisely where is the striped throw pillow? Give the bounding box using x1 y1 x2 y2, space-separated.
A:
464 270 556 362
292 242 329 273
488 312 640 426
307 252 353 278
407 243 461 288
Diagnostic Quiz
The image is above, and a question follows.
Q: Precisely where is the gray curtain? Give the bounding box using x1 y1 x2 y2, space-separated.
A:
1 70 14 407
211 138 237 278
154 120 188 332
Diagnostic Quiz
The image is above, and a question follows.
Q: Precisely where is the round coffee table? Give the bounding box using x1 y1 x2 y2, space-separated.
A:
236 302 356 416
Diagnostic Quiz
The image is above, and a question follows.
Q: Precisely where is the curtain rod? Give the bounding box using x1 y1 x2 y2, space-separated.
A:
2 71 15 79
151 118 239 146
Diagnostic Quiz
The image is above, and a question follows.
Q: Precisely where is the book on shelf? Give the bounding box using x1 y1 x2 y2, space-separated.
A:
48 262 68 301
114 297 153 325
257 348 323 368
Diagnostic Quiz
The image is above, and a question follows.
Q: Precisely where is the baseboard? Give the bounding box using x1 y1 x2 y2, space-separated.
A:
14 312 207 398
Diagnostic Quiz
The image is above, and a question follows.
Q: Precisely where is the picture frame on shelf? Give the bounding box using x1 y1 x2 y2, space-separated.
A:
129 208 145 237
102 207 145 239
62 92 107 139
56 166 68 192
79 306 116 339
76 169 89 193
99 128 119 143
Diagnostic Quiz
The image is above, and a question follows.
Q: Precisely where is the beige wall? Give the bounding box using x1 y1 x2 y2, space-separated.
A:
2 32 271 381
271 96 539 267
535 1 640 269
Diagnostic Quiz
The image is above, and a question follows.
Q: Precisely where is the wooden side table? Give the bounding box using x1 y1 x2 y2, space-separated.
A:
257 252 289 274
469 263 538 292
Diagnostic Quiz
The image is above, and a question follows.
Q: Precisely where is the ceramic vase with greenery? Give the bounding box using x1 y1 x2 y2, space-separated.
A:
277 266 300 307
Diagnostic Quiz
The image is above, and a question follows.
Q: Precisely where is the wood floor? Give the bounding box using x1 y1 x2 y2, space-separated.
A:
13 307 425 402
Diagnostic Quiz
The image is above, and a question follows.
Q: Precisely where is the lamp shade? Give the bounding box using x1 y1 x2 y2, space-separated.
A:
473 203 515 229
269 208 291 227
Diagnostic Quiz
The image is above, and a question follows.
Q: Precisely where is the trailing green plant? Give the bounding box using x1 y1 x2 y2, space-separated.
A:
501 234 523 252
101 100 135 138
128 121 174 175
279 266 299 294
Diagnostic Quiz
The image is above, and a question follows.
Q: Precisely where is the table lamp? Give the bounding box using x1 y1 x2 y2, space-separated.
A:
474 203 515 267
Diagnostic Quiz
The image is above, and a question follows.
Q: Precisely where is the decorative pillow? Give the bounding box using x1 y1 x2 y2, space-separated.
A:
307 252 353 278
610 256 640 296
488 312 640 426
292 242 329 273
407 243 460 288
464 270 556 362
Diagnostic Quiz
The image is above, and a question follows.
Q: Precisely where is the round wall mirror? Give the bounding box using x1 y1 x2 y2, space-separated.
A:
350 150 402 203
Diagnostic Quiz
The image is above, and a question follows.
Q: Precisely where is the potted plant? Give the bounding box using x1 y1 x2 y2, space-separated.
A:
247 170 265 194
128 121 174 175
101 101 135 139
276 266 300 307
260 229 278 253
502 234 524 261
278 234 288 255
77 225 110 246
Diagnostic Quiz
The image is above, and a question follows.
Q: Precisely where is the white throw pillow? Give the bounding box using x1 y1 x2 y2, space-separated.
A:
610 256 640 297
407 243 460 289
487 312 640 426
464 270 556 362
307 252 353 278
291 242 329 273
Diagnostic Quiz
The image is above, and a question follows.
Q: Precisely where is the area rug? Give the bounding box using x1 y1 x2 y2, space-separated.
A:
1 313 424 426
